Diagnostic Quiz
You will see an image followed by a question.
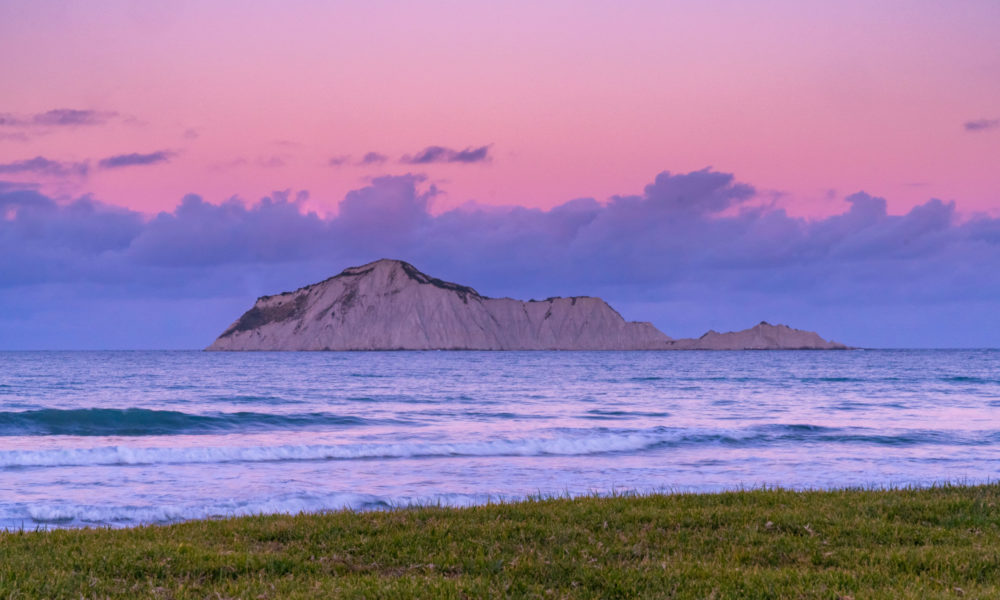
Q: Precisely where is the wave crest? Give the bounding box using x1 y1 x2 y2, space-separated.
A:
1 424 990 469
0 408 383 436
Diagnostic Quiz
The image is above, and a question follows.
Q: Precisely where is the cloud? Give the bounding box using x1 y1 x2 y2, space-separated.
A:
0 132 29 142
334 175 435 253
126 191 323 267
0 156 89 178
963 118 999 132
0 109 119 128
401 145 491 164
257 156 286 168
1 169 999 348
358 152 388 165
0 189 144 287
32 109 117 127
98 151 174 169
212 157 249 170
451 146 491 163
327 155 351 167
211 156 289 170
0 180 40 193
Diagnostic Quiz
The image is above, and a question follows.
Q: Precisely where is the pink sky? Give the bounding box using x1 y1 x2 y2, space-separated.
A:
1 0 998 217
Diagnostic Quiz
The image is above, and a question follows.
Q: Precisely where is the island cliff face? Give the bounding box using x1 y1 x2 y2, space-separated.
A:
207 259 848 351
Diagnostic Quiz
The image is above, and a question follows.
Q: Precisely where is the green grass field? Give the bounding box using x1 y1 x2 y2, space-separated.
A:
2 485 999 599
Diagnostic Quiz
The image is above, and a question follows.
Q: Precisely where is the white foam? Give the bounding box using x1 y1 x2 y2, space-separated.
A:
0 429 678 468
2 491 520 529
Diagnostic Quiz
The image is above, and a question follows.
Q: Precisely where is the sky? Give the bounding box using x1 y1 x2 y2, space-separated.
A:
0 0 998 349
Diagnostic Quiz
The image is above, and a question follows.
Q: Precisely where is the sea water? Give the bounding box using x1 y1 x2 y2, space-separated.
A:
0 350 998 529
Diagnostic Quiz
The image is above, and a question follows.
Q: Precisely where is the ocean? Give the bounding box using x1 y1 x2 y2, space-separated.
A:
1 349 998 530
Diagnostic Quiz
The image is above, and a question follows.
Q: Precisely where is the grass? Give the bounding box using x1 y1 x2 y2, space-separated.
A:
2 485 1000 598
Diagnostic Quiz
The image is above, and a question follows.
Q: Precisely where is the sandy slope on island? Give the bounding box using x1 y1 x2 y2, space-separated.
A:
206 259 847 351
207 259 669 350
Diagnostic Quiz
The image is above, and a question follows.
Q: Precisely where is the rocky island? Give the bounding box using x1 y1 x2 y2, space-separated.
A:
664 322 847 350
207 259 848 351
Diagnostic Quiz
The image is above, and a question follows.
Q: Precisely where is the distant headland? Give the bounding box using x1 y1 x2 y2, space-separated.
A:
207 259 848 351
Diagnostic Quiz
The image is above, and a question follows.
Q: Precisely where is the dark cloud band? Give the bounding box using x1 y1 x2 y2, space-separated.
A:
401 145 491 164
98 151 174 169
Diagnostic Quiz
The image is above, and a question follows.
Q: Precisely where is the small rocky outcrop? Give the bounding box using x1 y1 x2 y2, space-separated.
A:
665 321 849 350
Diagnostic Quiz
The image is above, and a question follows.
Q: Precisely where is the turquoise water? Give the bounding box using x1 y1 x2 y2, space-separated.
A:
1 350 998 529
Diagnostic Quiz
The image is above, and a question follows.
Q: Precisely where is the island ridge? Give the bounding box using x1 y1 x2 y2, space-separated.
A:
207 259 847 351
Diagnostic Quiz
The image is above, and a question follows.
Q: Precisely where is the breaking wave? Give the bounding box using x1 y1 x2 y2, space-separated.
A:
0 408 391 436
1 424 989 469
2 491 512 529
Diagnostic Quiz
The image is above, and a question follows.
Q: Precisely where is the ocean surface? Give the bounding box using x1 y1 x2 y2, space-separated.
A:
1 350 998 530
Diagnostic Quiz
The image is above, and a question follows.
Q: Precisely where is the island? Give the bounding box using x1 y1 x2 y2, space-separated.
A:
206 259 848 351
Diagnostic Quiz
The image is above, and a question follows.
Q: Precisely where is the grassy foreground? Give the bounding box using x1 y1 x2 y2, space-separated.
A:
2 486 1000 599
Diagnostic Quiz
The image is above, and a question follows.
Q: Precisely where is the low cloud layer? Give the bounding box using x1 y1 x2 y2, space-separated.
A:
1 169 998 348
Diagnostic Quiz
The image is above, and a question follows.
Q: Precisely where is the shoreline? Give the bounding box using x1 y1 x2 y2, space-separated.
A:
5 484 1000 597
9 479 997 533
